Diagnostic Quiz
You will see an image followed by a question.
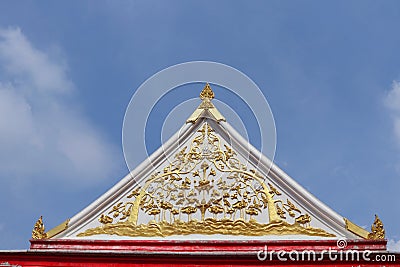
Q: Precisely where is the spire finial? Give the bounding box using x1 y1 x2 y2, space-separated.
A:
186 83 225 123
200 83 214 100
32 216 47 239
368 214 385 240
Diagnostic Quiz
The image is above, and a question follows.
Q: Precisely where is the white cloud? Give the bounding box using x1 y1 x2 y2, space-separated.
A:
387 239 400 252
0 27 118 187
385 81 400 145
0 27 73 94
385 81 400 112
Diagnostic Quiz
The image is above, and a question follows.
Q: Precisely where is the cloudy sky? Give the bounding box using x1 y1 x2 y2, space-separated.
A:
0 1 400 251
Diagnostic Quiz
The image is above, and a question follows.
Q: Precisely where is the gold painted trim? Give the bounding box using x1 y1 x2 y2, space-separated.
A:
344 218 369 239
208 107 226 122
45 219 70 238
78 219 335 238
186 108 204 123
344 215 385 240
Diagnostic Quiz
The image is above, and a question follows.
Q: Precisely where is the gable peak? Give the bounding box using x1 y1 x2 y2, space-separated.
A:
187 83 225 123
200 83 215 100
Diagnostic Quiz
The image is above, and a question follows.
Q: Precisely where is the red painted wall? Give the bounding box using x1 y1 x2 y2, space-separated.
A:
0 239 398 267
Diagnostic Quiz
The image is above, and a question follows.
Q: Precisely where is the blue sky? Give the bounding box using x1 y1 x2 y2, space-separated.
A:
0 1 400 250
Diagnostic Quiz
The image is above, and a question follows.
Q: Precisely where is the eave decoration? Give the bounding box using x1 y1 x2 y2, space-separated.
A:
31 216 70 240
368 215 385 240
32 216 46 240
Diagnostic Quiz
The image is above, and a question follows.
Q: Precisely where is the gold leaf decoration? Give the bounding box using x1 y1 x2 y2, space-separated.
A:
368 215 385 240
199 83 214 100
32 216 47 239
79 122 335 238
78 219 334 238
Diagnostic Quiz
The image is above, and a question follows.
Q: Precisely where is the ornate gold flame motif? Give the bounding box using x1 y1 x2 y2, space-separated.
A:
199 83 215 100
368 215 385 240
32 216 47 239
78 123 335 238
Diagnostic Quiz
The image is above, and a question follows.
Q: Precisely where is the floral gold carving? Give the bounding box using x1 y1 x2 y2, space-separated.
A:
78 123 334 238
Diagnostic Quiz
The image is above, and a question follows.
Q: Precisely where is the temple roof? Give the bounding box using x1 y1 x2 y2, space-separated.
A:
32 84 385 241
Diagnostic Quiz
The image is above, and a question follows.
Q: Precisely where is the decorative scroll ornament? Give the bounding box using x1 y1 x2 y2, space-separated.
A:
32 216 47 239
368 215 385 240
79 123 334 238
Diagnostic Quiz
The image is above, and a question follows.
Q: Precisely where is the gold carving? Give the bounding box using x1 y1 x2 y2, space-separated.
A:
78 122 334 238
187 84 225 123
344 216 385 240
32 216 47 239
368 215 385 240
79 218 334 238
200 83 215 99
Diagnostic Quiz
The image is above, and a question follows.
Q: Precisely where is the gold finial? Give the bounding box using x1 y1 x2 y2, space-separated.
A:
368 214 385 240
32 216 47 239
186 83 225 123
200 83 214 100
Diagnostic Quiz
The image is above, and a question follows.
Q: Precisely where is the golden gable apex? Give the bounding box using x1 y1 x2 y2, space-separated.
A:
186 83 226 123
200 83 215 100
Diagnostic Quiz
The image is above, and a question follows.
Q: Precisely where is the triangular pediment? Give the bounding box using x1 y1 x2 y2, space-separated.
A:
42 84 384 241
